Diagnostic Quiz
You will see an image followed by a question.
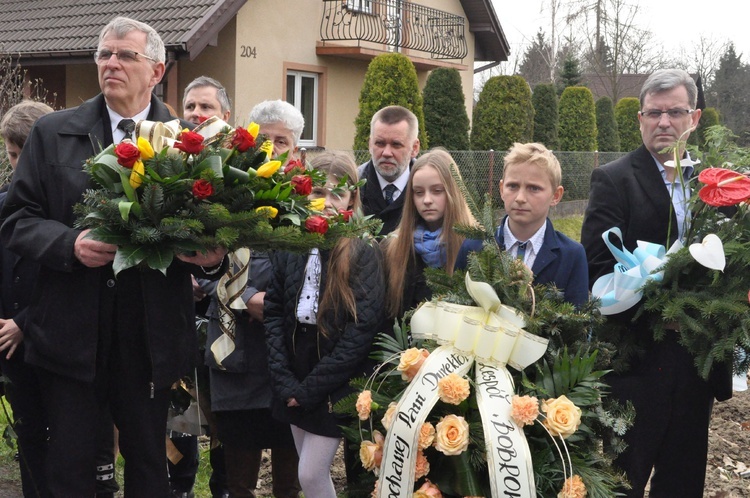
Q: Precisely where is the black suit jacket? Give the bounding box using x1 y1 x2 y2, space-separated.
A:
358 160 406 236
580 144 731 400
0 94 212 389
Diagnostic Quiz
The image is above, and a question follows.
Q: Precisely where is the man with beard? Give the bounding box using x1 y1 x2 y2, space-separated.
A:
357 106 420 235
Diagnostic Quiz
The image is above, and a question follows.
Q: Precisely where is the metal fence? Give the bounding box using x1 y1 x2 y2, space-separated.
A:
340 150 627 207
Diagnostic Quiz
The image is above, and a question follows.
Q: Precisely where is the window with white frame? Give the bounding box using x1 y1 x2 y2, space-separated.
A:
286 71 319 147
345 0 372 14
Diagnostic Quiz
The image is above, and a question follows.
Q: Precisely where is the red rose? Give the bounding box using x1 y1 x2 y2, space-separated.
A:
198 116 208 124
338 209 353 222
305 215 329 234
231 127 256 153
192 179 214 200
283 158 304 174
175 130 205 155
114 142 140 169
291 175 313 196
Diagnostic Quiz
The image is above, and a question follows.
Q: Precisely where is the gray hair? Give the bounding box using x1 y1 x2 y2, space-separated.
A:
369 105 418 141
183 76 232 113
640 69 697 108
99 17 165 64
248 100 305 145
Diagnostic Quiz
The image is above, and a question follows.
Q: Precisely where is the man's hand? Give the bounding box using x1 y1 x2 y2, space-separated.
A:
245 291 265 322
75 230 117 267
191 275 207 302
177 247 228 268
0 318 23 359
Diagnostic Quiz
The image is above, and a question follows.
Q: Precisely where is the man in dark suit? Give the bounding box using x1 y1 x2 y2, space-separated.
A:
581 69 728 497
357 105 420 235
0 17 226 496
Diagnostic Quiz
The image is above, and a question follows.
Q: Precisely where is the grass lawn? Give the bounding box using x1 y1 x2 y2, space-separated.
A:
553 215 584 242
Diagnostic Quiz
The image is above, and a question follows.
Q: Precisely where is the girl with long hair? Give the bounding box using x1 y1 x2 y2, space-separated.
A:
383 147 476 320
264 151 385 498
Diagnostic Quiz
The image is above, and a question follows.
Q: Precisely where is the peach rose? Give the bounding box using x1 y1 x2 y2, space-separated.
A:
511 395 539 427
542 395 582 439
356 390 374 421
397 348 429 382
414 480 443 498
437 373 470 405
418 422 436 449
558 474 587 498
381 402 398 432
414 449 430 479
434 414 470 456
359 430 384 472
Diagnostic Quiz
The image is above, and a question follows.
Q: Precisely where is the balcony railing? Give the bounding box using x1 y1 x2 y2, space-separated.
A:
320 0 468 61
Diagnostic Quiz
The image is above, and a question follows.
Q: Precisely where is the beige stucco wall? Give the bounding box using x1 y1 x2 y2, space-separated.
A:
64 64 100 108
190 0 479 151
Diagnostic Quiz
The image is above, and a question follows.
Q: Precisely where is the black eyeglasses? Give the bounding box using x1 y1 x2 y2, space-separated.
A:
94 49 157 64
639 108 694 120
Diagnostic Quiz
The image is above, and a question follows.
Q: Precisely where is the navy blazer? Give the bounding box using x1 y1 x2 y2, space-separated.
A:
457 217 589 307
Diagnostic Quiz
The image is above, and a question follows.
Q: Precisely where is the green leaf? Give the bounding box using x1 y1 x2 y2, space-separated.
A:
113 245 149 275
196 154 224 178
118 201 133 221
279 213 301 225
145 245 174 275
119 172 137 203
224 166 250 184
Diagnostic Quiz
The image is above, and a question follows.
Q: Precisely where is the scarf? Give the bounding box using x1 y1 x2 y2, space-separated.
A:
414 225 445 268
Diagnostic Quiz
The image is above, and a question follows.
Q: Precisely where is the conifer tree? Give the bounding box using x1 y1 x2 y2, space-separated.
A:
353 53 427 150
595 96 620 152
559 86 597 151
532 83 559 150
471 75 534 151
422 68 470 150
615 97 641 152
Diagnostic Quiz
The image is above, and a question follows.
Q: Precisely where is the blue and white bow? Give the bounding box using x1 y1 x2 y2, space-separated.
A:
592 227 682 315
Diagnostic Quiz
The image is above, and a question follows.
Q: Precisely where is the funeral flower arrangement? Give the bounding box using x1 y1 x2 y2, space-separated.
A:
74 117 381 274
592 125 750 379
338 228 630 497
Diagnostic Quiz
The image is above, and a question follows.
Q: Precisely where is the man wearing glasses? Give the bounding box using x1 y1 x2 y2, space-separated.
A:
581 69 730 497
0 17 226 496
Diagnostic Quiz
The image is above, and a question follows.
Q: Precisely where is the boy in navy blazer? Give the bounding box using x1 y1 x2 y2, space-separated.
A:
457 142 588 307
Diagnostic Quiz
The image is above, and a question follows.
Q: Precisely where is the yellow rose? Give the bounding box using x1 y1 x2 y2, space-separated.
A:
381 402 398 432
255 206 279 218
558 474 587 498
356 390 374 421
256 160 281 178
137 136 154 160
434 414 469 456
129 160 145 189
397 348 429 382
437 373 470 405
542 395 582 439
414 449 430 479
247 121 260 139
359 430 383 472
418 422 435 449
309 197 326 212
511 395 539 427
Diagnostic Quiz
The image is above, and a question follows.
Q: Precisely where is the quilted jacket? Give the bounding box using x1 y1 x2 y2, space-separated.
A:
264 240 385 437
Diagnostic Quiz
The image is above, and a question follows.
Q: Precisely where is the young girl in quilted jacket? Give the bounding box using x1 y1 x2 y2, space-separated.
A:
382 148 476 320
264 151 385 498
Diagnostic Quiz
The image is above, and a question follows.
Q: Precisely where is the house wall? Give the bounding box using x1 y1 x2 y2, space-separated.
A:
64 64 99 108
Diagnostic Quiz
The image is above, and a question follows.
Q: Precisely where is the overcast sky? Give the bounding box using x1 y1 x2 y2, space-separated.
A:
491 0 748 67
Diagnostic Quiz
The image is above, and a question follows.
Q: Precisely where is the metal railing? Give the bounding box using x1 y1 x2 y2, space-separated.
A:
320 0 468 61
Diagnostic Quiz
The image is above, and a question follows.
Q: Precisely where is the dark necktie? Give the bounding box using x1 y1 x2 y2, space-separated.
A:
384 184 397 205
117 118 135 142
516 241 527 262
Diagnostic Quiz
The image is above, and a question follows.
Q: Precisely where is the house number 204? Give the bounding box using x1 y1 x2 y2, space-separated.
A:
241 46 257 58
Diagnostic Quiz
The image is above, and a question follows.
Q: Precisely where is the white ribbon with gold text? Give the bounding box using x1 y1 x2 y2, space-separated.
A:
377 274 548 498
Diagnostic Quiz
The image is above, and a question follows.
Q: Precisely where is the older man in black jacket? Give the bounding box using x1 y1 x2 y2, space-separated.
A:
357 105 420 235
581 68 729 497
0 17 226 496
